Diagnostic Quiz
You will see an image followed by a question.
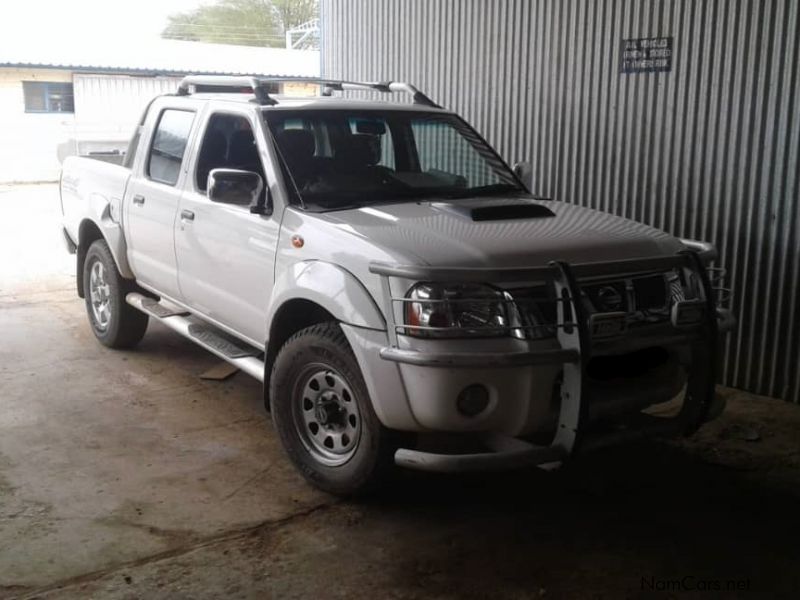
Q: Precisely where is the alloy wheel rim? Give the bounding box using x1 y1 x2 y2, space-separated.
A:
89 260 111 331
292 365 361 466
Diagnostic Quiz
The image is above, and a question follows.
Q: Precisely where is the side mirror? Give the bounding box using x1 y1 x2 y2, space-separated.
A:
513 161 533 192
207 168 264 208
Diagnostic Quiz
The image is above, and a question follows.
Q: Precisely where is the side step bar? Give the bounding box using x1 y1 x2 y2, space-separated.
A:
126 293 265 382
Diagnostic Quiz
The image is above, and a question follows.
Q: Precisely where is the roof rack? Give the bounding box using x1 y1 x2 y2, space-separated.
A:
176 76 441 108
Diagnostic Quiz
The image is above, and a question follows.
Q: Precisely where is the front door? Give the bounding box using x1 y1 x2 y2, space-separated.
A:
174 111 278 345
125 108 196 299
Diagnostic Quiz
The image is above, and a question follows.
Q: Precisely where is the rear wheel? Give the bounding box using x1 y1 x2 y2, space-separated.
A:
269 322 397 495
83 239 148 349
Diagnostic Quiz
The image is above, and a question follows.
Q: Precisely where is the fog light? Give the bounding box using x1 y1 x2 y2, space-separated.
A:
456 384 490 417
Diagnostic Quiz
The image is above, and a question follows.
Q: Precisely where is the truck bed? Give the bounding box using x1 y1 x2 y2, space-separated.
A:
60 155 131 247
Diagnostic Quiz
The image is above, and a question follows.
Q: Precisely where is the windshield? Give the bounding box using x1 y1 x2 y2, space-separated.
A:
263 109 525 211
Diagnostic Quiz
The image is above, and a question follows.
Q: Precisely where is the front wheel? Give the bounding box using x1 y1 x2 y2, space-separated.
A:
83 239 149 349
269 322 397 495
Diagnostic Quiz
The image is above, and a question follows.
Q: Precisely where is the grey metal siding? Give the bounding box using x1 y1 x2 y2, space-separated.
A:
322 0 800 402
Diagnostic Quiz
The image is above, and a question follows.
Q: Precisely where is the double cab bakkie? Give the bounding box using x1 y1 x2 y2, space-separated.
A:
60 76 734 495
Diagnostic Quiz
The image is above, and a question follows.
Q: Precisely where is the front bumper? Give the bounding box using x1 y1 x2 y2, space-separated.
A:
393 386 729 473
370 249 733 472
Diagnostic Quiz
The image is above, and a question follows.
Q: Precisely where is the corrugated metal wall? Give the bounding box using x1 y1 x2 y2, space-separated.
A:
322 0 800 402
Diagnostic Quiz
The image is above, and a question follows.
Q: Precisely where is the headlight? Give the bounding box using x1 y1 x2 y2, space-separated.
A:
403 283 513 338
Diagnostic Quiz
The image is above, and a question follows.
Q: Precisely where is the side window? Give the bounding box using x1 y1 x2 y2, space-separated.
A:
147 110 195 186
196 114 265 192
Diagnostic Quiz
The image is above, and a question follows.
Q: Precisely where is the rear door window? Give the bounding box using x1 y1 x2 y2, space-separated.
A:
147 109 195 186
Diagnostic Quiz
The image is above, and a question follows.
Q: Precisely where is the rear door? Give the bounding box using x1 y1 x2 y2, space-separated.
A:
174 108 279 345
124 106 196 299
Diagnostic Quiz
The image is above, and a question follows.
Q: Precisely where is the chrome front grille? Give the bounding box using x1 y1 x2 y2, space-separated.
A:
508 270 689 340
582 272 673 314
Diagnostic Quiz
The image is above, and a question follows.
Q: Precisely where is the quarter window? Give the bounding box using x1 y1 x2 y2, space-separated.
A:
147 110 195 186
23 82 74 113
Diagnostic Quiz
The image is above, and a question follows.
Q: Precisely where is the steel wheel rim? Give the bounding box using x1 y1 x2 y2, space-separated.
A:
89 260 111 331
292 364 362 467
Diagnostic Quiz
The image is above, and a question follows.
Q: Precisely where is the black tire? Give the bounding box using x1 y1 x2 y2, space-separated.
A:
83 239 149 349
269 322 397 496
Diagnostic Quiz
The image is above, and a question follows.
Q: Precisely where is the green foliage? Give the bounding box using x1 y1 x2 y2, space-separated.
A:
271 0 318 33
163 0 318 48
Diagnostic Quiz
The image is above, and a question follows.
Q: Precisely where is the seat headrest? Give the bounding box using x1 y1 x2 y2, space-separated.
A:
344 134 381 166
201 130 227 161
228 129 258 166
276 129 315 163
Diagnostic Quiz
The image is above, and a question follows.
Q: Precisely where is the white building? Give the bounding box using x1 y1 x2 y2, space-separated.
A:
0 38 319 182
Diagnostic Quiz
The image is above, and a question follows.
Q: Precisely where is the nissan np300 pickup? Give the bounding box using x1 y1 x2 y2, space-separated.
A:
60 76 734 494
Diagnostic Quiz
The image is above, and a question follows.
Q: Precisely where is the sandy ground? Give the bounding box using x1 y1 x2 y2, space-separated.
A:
1 184 798 599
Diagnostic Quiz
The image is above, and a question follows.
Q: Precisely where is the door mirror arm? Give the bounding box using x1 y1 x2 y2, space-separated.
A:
249 188 273 216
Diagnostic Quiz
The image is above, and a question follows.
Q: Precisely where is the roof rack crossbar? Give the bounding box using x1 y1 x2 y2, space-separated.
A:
237 77 440 107
176 76 440 108
177 76 278 106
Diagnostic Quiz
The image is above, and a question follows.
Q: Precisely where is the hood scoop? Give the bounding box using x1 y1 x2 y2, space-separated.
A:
433 201 555 222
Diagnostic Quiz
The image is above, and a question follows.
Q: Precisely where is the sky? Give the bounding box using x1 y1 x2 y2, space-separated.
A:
0 0 207 44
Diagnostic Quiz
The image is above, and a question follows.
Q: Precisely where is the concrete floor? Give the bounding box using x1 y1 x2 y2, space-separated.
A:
1 184 799 599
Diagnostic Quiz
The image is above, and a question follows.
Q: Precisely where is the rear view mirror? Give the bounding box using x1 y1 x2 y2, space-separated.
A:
513 161 533 192
354 119 387 135
207 168 263 207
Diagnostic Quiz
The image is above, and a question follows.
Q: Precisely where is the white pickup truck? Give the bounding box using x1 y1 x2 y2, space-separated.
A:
60 76 733 495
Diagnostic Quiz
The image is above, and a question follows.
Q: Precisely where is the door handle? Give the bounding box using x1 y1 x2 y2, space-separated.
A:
132 194 145 206
180 209 195 221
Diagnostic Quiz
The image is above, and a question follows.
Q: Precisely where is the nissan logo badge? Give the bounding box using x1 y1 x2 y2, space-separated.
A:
597 285 624 311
